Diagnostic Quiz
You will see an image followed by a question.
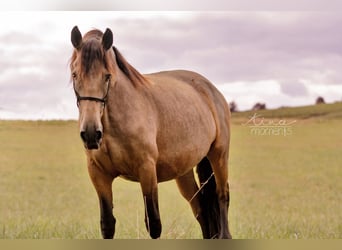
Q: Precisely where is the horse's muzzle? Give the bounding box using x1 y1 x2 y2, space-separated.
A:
80 129 103 150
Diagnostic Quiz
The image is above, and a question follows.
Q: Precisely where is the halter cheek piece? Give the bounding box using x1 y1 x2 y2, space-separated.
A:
73 77 111 107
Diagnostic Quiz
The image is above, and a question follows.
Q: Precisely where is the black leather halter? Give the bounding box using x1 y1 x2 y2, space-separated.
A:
73 79 111 107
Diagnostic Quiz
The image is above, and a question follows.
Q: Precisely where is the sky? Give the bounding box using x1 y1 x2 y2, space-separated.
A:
0 11 342 119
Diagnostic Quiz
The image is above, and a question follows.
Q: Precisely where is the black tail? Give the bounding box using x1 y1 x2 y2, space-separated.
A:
196 157 220 239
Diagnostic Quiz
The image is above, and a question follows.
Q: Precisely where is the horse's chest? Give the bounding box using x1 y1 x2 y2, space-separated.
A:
92 137 151 178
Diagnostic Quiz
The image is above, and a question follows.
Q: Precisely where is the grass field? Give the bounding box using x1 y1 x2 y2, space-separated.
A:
0 103 341 239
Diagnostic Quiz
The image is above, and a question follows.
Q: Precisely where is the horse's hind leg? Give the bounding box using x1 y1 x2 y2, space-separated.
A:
176 170 210 238
207 148 232 239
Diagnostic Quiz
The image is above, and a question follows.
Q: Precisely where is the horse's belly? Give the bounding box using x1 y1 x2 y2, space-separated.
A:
120 174 139 182
155 118 215 182
155 142 211 182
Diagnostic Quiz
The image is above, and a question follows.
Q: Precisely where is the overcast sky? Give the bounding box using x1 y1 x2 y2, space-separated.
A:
0 11 341 119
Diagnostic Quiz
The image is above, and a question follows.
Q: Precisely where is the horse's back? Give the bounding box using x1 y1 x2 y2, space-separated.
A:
146 70 230 143
146 70 228 111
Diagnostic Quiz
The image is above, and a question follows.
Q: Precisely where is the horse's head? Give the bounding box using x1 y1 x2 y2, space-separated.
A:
70 26 115 150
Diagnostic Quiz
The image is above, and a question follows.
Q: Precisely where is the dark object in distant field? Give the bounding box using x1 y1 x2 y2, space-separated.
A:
229 101 238 112
252 102 266 111
316 96 325 105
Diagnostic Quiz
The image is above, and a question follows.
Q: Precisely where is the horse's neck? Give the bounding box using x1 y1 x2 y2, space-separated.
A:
115 69 142 102
104 70 147 128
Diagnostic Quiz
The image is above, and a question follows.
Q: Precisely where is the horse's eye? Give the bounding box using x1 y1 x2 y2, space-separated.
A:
105 74 111 82
72 73 77 80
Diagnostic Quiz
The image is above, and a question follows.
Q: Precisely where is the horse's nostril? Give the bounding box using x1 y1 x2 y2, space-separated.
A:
80 130 102 146
96 130 103 142
80 131 87 142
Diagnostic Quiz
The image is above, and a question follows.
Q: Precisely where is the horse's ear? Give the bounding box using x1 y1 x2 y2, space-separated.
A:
102 28 113 51
71 26 82 49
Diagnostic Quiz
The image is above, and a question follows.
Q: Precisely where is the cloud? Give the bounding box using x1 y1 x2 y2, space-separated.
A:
103 12 342 86
1 12 342 119
279 80 308 97
0 25 74 119
218 80 282 110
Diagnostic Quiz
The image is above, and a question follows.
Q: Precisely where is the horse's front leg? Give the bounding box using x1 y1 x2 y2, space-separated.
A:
138 159 161 239
88 162 116 239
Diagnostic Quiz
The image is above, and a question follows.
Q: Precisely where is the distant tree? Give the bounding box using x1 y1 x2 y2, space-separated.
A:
252 102 266 111
316 96 325 104
229 101 238 112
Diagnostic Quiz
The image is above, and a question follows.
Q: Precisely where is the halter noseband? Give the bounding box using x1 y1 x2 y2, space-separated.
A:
73 78 111 107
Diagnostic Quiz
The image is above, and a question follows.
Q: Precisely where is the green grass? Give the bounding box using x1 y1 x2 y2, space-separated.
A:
0 103 341 239
232 102 342 121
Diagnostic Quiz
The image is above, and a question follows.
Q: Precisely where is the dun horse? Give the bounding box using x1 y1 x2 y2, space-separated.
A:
70 26 232 239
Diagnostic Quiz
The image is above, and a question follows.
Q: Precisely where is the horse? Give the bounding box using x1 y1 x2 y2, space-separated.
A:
69 26 232 239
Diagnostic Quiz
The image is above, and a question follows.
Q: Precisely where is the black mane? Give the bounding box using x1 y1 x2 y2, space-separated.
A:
112 46 148 87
